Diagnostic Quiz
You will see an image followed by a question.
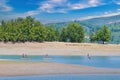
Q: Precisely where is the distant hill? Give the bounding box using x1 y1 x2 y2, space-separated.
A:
46 15 120 44
46 14 120 30
80 15 120 26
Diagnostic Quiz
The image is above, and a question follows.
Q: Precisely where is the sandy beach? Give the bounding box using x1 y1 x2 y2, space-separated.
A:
0 42 119 56
0 61 119 76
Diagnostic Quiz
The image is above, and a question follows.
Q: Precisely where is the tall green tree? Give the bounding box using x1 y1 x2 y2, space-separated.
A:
61 22 85 42
45 25 59 41
96 26 112 44
60 27 68 42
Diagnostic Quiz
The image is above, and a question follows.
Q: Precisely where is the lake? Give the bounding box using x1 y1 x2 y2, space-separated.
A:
0 55 120 68
0 74 120 80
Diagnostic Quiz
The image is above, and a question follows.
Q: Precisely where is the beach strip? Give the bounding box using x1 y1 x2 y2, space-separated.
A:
0 61 120 76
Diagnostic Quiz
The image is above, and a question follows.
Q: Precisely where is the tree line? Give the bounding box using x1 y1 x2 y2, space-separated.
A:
0 16 111 44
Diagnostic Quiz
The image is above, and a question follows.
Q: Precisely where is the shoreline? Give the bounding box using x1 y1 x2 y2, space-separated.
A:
0 54 120 57
0 61 120 76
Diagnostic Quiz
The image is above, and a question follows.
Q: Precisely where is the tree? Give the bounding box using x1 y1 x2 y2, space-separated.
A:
90 33 96 42
96 26 112 44
1 20 6 31
61 22 85 42
60 27 68 42
45 25 59 41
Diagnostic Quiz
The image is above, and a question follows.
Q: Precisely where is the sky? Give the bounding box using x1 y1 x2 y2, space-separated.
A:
0 0 120 24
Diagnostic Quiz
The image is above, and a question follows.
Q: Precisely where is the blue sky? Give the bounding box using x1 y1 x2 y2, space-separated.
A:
0 0 120 24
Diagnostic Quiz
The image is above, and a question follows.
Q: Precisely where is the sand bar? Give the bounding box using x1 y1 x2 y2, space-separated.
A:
0 61 120 76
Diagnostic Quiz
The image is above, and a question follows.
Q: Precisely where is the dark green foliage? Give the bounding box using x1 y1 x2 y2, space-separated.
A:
95 26 112 44
45 25 60 41
0 16 59 43
90 33 96 42
0 18 85 43
60 27 68 42
60 23 85 42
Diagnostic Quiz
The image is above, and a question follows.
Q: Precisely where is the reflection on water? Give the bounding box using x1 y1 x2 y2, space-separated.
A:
0 74 120 80
0 55 120 68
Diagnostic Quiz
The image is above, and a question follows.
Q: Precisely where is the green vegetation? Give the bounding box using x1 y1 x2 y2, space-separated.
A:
0 16 114 44
96 26 111 44
90 26 112 44
0 16 85 43
90 33 96 42
0 16 59 43
48 15 120 44
60 23 85 42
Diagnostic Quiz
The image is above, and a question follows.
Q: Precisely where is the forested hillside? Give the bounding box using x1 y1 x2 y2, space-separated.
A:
47 15 120 44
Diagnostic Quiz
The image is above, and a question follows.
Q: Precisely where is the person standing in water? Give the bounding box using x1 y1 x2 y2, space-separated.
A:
25 54 28 58
45 54 48 58
22 53 28 59
22 53 25 58
87 53 91 59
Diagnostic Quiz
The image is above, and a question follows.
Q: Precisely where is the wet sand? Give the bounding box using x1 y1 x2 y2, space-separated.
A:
0 61 120 76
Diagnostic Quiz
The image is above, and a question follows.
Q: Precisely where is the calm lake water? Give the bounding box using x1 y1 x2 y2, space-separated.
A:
0 74 120 80
0 55 120 68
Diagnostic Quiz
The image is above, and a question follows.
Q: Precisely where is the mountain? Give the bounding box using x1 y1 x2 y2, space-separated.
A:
46 15 120 29
77 15 120 44
80 15 120 26
46 15 120 44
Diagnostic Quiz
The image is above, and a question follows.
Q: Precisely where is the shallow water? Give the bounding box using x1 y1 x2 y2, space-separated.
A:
0 55 120 68
0 74 120 80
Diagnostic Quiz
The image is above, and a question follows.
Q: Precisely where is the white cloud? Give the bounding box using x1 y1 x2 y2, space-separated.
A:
118 9 120 11
68 0 103 10
102 11 120 17
77 16 99 21
68 3 88 10
0 0 12 12
24 0 104 15
116 2 120 5
112 0 120 5
89 0 100 6
77 11 120 21
38 0 68 13
26 11 40 16
104 12 109 14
